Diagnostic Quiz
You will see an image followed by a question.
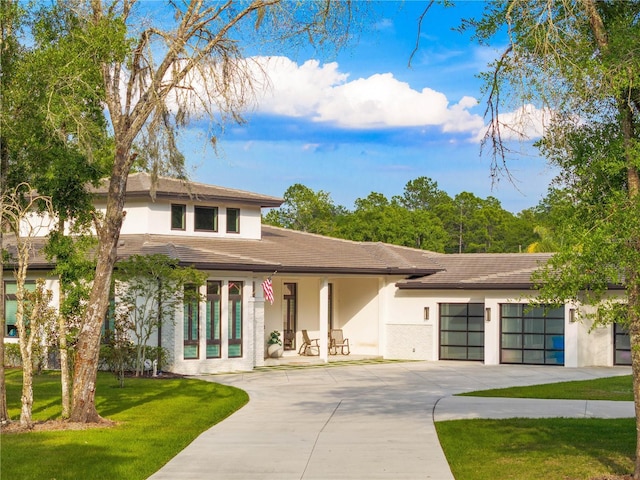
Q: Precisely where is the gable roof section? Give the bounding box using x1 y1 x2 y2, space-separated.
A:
89 172 283 208
396 253 554 290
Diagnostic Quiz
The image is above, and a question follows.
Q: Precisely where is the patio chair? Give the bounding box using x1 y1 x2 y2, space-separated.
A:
329 329 350 355
298 330 320 356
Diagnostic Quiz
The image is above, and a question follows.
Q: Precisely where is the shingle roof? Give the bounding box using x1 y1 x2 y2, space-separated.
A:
2 228 563 288
114 226 445 275
89 172 283 207
395 253 554 290
2 226 444 276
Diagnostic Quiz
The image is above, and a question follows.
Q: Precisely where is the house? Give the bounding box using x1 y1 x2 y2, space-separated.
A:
2 172 630 374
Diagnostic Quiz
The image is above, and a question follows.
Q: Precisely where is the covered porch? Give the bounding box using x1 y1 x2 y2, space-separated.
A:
261 274 400 364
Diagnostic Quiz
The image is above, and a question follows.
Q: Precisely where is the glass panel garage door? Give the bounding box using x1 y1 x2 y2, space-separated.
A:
439 303 484 361
501 304 564 365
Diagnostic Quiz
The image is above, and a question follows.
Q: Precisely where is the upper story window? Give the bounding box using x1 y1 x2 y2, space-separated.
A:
226 208 240 233
194 206 218 232
171 204 186 230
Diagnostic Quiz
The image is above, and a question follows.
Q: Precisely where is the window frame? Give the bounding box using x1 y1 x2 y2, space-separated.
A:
183 284 200 359
206 281 222 359
171 204 187 231
283 282 297 351
226 208 240 234
194 205 218 232
4 281 36 338
228 281 243 358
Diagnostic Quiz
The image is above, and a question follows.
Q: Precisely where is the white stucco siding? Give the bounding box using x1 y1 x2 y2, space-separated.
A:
98 199 263 239
573 301 616 367
386 324 434 360
120 200 153 234
380 280 434 360
333 277 379 355
20 211 57 237
297 277 321 334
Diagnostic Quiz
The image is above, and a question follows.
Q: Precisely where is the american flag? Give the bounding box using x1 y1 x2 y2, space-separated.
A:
261 278 274 305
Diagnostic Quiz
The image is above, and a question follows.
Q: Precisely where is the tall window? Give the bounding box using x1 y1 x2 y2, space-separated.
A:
171 204 186 230
226 208 240 233
439 303 484 361
501 304 564 365
283 283 297 350
183 284 199 359
206 281 222 358
4 281 35 337
194 206 218 232
101 297 116 344
614 323 631 365
228 281 243 357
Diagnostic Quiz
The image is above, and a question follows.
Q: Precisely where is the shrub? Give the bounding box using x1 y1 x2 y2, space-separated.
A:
4 343 21 367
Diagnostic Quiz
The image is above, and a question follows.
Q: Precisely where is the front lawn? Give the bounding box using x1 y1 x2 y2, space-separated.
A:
437 374 635 479
1 369 248 480
459 374 633 401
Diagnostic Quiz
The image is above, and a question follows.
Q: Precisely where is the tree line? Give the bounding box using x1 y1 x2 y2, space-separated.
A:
264 177 567 254
3 1 640 475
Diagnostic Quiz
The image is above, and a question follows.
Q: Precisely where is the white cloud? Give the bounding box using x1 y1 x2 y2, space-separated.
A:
250 56 485 134
476 103 551 143
172 55 547 144
250 57 348 117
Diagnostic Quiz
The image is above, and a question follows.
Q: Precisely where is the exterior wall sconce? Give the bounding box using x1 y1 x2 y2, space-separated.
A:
424 307 430 321
485 307 491 322
569 308 576 323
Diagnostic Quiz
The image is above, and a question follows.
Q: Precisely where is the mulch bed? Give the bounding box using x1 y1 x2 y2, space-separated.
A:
1 418 116 434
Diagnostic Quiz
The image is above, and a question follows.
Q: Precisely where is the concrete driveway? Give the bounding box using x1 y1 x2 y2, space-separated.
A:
148 361 632 480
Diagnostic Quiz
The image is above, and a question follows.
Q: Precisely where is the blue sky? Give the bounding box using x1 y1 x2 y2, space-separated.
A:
181 1 556 213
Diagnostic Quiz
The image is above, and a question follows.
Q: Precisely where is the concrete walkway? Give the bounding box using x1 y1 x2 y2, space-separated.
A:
148 361 632 480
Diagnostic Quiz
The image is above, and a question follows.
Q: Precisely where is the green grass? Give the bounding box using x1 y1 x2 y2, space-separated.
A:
459 374 633 401
437 375 635 479
1 368 249 480
436 418 635 480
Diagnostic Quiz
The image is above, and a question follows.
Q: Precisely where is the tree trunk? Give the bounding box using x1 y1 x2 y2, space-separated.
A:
15 243 32 427
581 4 640 475
19 344 33 427
70 156 130 423
0 241 7 424
58 293 70 419
56 219 71 419
0 129 9 424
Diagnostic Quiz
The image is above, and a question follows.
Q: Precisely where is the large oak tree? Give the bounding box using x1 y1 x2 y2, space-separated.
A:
48 0 362 423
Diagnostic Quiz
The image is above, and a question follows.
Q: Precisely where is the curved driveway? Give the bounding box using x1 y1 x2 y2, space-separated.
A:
149 361 632 480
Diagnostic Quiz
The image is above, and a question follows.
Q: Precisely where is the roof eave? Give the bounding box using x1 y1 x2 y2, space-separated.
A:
181 263 440 276
98 191 283 208
396 282 537 290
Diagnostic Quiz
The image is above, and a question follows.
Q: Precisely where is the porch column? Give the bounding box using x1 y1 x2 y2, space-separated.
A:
319 278 329 362
252 277 265 368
